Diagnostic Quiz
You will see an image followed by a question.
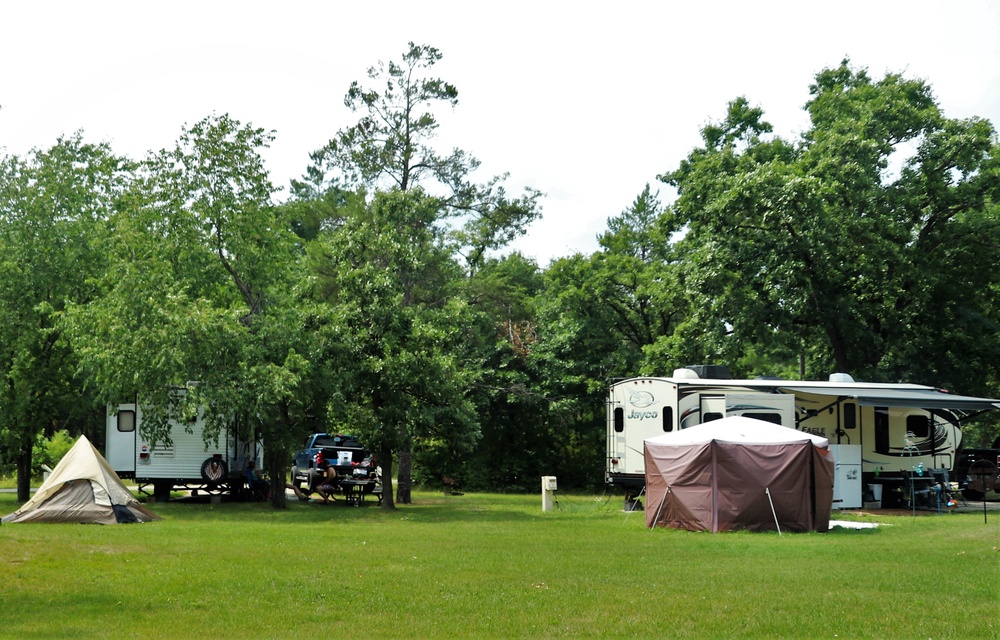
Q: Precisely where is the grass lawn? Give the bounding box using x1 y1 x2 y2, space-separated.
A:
0 490 997 639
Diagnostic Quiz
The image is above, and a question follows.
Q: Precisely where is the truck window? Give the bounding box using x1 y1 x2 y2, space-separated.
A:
843 403 856 430
662 407 673 432
743 412 782 425
703 412 723 423
614 407 624 432
906 414 930 438
117 410 136 433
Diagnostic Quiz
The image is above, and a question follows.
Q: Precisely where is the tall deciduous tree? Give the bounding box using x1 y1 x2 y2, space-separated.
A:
303 42 542 272
301 42 542 501
312 189 478 508
66 114 318 507
0 135 124 500
660 61 1000 391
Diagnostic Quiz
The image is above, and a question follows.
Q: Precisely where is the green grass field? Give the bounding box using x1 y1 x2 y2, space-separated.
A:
1 490 997 639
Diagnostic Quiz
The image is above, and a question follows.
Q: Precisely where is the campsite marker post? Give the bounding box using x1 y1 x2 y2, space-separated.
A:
541 476 557 512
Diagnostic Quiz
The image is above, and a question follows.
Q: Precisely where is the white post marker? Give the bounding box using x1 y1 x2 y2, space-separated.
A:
541 476 557 511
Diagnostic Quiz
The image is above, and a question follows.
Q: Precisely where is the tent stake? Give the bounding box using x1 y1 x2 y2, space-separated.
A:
765 487 782 536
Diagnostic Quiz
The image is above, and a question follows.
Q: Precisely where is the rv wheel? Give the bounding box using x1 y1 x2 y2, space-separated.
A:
200 458 228 483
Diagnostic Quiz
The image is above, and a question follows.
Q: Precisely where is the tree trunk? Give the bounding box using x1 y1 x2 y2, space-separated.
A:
396 444 412 504
17 441 32 503
380 442 395 510
267 445 287 509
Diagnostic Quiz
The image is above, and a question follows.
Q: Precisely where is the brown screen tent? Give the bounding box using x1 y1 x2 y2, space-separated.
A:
2 435 160 525
644 417 834 533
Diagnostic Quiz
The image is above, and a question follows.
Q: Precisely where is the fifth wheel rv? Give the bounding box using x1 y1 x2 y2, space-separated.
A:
607 366 1000 508
106 402 262 501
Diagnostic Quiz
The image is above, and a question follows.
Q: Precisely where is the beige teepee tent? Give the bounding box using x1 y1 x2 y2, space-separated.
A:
2 435 160 524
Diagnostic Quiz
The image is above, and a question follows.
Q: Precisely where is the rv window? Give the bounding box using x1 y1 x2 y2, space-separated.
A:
703 412 723 423
743 412 782 425
117 410 136 433
906 414 930 438
843 403 857 430
614 407 624 433
662 407 673 432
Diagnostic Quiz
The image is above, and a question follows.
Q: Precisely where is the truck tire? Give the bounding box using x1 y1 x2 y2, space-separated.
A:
200 457 228 483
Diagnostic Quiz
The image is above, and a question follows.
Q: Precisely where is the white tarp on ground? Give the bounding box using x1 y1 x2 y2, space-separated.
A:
2 435 160 524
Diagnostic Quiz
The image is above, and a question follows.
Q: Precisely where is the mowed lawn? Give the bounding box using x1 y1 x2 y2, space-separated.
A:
0 491 997 639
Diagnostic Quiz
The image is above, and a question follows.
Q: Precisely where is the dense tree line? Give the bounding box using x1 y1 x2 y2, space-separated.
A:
1 50 997 505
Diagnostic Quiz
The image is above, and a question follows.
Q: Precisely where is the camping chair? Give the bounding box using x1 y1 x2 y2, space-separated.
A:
929 468 964 510
245 467 270 501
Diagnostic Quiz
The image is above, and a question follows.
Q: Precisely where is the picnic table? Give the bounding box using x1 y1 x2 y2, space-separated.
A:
340 478 380 506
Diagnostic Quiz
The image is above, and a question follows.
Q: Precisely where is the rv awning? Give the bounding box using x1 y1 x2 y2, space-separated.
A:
773 385 1000 411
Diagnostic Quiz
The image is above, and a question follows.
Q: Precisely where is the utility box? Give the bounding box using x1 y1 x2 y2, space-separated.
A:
830 444 863 509
541 476 557 511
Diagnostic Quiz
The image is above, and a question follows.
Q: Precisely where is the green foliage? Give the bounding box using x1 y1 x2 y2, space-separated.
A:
0 135 121 498
312 189 480 504
303 42 542 272
31 429 75 476
660 60 1000 392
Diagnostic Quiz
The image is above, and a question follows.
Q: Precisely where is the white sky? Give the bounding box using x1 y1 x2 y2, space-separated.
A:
2 1 999 266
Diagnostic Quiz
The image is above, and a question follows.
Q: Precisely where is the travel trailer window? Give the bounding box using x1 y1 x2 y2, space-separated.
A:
703 412 723 423
614 407 624 432
843 403 856 430
662 407 673 432
117 409 136 433
906 414 930 438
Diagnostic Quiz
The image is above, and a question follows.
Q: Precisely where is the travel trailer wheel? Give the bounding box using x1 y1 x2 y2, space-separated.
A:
200 457 228 483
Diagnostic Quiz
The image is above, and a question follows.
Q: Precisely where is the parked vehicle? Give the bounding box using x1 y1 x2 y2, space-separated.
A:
954 447 1000 500
289 433 379 500
105 402 261 500
607 366 1000 507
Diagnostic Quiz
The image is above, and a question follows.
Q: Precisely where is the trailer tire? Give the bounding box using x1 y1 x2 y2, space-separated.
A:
200 458 228 483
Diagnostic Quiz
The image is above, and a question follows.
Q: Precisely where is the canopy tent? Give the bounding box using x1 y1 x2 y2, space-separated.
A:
2 435 160 524
644 417 834 533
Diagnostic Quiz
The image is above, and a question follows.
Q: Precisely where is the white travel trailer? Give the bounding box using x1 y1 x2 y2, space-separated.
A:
106 402 262 500
607 366 1000 507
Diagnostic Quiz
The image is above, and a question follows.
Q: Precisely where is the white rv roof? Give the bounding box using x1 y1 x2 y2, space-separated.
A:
616 376 1000 411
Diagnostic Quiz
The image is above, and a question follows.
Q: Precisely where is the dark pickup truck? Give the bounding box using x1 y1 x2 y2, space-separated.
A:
290 433 380 502
954 448 1000 500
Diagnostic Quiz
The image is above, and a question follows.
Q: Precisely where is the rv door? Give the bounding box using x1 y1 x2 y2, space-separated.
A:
106 404 137 474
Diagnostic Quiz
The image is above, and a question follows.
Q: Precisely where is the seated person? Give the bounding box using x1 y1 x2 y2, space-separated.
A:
246 460 270 498
315 461 340 503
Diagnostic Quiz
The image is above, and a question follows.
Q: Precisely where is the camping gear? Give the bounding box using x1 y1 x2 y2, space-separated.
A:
2 435 160 524
643 416 834 533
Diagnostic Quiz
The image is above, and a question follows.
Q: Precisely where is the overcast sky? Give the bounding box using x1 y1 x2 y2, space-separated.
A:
2 1 999 266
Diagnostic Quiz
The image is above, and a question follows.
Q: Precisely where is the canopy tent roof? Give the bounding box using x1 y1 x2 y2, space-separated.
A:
645 415 829 447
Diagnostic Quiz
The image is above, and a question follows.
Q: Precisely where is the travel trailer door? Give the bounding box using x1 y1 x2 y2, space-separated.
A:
106 404 137 475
